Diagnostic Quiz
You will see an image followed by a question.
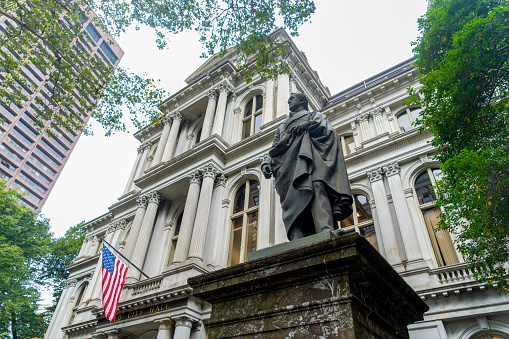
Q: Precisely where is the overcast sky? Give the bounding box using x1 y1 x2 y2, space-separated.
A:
41 0 429 238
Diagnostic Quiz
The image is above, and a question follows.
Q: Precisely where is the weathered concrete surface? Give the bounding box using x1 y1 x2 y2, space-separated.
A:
188 232 428 338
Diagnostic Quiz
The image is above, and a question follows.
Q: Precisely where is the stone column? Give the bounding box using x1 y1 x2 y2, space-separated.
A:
173 317 193 339
156 320 174 339
188 165 218 261
385 106 399 134
127 191 161 282
201 90 217 139
153 115 172 164
404 188 435 263
146 200 172 276
172 171 203 264
161 112 182 163
276 73 290 118
350 121 362 149
134 142 152 180
264 80 275 122
383 162 423 262
190 321 203 339
372 107 386 135
123 195 148 261
76 237 89 259
123 146 144 194
369 200 386 257
44 280 77 339
367 169 401 265
222 94 236 143
359 113 372 141
211 83 231 137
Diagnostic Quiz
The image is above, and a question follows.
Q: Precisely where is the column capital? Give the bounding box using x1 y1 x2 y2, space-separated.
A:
186 132 195 140
373 106 383 117
64 278 78 289
367 168 384 182
137 145 145 154
107 218 128 233
404 187 414 198
155 318 174 329
214 173 227 188
228 92 237 103
217 82 232 93
119 240 126 250
369 199 376 209
170 111 182 121
142 141 153 151
173 316 194 328
350 121 357 130
162 115 172 125
188 170 203 185
222 198 231 207
383 162 401 177
233 107 242 115
207 89 217 100
147 155 154 163
144 191 161 204
200 163 219 178
136 195 148 208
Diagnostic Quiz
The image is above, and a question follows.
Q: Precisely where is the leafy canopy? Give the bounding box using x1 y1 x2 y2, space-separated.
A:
1 0 315 135
0 180 52 338
410 0 509 290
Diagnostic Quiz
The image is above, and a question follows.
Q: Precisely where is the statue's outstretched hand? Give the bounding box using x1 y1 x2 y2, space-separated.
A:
290 121 311 135
262 163 272 179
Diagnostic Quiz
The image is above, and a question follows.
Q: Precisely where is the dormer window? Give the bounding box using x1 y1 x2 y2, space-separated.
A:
242 95 263 139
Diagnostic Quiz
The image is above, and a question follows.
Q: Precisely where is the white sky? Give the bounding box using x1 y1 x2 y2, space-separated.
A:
41 0 428 237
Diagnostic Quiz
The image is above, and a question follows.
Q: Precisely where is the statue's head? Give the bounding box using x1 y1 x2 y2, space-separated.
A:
288 92 309 112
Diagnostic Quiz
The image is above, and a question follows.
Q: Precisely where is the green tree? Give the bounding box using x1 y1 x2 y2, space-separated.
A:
1 0 315 135
0 180 52 338
40 222 85 313
410 0 509 290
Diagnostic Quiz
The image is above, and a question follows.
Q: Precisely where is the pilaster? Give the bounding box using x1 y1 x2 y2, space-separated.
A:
161 112 182 162
153 115 172 164
201 90 218 139
211 82 231 137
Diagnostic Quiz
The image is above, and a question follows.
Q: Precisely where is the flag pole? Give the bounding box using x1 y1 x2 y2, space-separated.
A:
100 237 150 279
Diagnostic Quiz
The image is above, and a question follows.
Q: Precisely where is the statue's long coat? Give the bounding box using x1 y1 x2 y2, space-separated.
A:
263 110 353 238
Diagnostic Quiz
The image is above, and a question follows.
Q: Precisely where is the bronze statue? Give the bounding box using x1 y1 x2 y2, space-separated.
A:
262 92 353 240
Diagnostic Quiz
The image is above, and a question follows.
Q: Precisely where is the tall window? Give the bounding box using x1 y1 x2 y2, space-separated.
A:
242 95 263 139
229 180 259 265
339 134 355 155
397 107 423 133
167 213 182 265
414 168 459 267
340 194 377 250
69 282 88 325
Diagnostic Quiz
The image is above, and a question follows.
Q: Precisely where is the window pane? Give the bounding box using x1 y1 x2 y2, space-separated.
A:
422 208 458 266
397 112 412 133
242 120 251 139
344 135 355 155
174 213 183 236
355 194 372 223
248 180 260 208
244 99 253 117
432 168 443 182
255 95 263 111
100 41 119 64
246 212 258 255
230 217 243 266
254 114 262 134
359 225 378 251
415 171 435 205
410 107 423 127
195 129 202 143
234 184 246 213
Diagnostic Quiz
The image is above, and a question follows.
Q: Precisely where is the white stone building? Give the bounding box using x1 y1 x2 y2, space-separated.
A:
45 30 509 339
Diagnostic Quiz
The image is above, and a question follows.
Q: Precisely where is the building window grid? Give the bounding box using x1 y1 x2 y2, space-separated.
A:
228 180 260 266
4 135 28 154
397 107 423 133
0 157 15 171
40 139 65 160
23 163 51 185
29 155 56 176
0 144 22 163
340 194 377 250
11 181 42 203
11 128 33 146
34 147 60 168
414 168 459 267
18 171 46 194
99 41 118 64
242 95 263 139
340 134 355 156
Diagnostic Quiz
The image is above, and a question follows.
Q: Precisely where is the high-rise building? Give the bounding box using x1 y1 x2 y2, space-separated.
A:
0 15 123 209
46 29 509 339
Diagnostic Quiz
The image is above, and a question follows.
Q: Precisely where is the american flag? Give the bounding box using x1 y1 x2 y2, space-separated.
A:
101 243 128 321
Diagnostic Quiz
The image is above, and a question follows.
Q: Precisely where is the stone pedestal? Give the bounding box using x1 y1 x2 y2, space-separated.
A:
188 232 428 338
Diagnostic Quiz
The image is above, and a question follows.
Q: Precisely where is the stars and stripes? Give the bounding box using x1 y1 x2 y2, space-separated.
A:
101 243 128 321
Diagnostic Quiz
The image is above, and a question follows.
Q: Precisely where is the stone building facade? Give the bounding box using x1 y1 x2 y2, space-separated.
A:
45 30 509 339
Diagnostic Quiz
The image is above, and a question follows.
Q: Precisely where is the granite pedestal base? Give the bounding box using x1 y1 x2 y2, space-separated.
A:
188 232 428 338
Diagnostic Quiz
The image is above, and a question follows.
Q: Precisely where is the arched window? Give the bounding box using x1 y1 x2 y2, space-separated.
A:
471 332 509 339
340 194 377 250
167 213 183 265
397 107 423 133
339 134 355 155
242 95 263 139
69 282 88 325
414 168 459 267
195 128 202 145
228 180 259 265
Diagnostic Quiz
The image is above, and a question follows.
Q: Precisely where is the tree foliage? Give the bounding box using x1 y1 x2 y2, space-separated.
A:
0 180 52 338
1 0 315 135
411 0 509 290
40 222 85 312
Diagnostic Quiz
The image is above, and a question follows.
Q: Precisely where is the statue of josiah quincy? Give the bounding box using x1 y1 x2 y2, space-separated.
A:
261 92 353 241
